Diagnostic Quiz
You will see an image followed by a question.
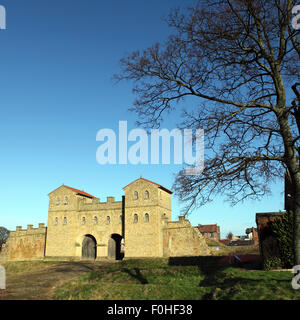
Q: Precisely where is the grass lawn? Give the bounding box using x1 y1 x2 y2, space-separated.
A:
53 256 299 300
205 238 260 256
2 260 62 275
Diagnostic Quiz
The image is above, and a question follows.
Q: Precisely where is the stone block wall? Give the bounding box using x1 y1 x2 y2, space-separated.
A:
3 224 47 261
163 217 210 257
46 188 123 259
3 178 211 261
123 178 172 257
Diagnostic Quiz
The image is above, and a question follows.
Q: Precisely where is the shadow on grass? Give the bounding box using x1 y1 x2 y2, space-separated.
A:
118 256 261 289
168 256 228 288
121 267 149 284
168 256 290 300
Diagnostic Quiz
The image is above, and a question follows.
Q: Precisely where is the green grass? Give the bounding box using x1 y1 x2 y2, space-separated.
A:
53 256 299 300
204 238 260 256
205 238 226 247
2 260 61 275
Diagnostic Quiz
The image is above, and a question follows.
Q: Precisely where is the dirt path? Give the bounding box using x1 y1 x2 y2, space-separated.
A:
0 261 112 300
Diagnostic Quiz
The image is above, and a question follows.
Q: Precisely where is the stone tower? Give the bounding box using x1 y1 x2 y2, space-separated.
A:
2 177 210 261
123 177 172 257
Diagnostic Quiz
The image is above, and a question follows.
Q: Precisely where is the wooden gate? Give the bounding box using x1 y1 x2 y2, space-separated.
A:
82 235 96 259
108 234 123 260
108 237 116 259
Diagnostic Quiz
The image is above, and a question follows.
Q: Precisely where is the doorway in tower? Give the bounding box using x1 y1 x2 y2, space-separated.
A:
108 234 123 260
82 235 97 259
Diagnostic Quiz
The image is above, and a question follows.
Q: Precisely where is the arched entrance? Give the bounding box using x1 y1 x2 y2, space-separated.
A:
108 234 123 260
82 235 97 259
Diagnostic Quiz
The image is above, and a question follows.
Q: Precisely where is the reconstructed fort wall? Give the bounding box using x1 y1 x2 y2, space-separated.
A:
2 178 210 261
2 224 47 261
45 185 123 259
163 217 210 257
123 178 171 257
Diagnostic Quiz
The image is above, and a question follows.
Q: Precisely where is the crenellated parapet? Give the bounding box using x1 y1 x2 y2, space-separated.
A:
11 223 47 237
77 196 122 211
4 177 211 261
165 216 191 228
4 223 47 261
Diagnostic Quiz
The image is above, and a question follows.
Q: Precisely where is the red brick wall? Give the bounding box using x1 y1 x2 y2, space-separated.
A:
256 212 282 264
201 232 219 241
251 227 259 245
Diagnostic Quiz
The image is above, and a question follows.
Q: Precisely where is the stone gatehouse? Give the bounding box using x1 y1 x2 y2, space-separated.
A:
2 178 210 261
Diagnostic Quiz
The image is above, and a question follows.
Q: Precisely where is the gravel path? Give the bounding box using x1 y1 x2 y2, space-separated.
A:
0 261 112 300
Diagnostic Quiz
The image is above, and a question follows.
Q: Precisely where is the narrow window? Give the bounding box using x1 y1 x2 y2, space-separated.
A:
94 216 98 225
119 215 122 224
82 217 86 225
133 214 138 223
145 213 149 223
64 196 68 205
107 216 110 224
145 190 149 199
63 217 67 225
134 191 138 200
54 217 58 225
56 197 60 205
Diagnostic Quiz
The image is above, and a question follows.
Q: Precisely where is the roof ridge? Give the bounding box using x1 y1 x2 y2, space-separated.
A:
123 177 173 194
63 185 95 198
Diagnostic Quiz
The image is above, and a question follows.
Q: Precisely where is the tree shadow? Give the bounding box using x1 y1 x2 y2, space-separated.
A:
168 255 262 287
121 267 148 284
168 256 228 287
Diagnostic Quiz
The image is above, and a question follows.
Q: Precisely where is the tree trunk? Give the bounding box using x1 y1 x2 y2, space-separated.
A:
294 180 300 266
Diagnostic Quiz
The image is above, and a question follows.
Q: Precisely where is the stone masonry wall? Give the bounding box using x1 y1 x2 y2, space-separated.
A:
46 186 123 259
163 217 210 257
3 178 211 261
124 179 169 257
3 224 47 261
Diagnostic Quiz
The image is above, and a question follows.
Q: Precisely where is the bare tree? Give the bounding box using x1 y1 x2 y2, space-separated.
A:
0 227 10 250
227 232 234 241
115 0 300 263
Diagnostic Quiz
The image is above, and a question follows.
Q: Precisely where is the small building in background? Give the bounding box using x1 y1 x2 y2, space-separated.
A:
219 239 231 245
198 224 220 241
255 212 283 265
231 234 241 241
255 172 292 266
245 227 259 244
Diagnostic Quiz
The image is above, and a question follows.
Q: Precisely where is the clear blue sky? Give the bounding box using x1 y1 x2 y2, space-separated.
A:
0 0 284 238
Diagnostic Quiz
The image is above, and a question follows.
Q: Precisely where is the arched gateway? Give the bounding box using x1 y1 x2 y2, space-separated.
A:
82 235 97 259
108 233 123 260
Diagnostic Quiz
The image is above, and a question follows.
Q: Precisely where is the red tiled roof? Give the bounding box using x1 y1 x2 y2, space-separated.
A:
198 224 219 233
123 177 173 194
63 186 95 198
